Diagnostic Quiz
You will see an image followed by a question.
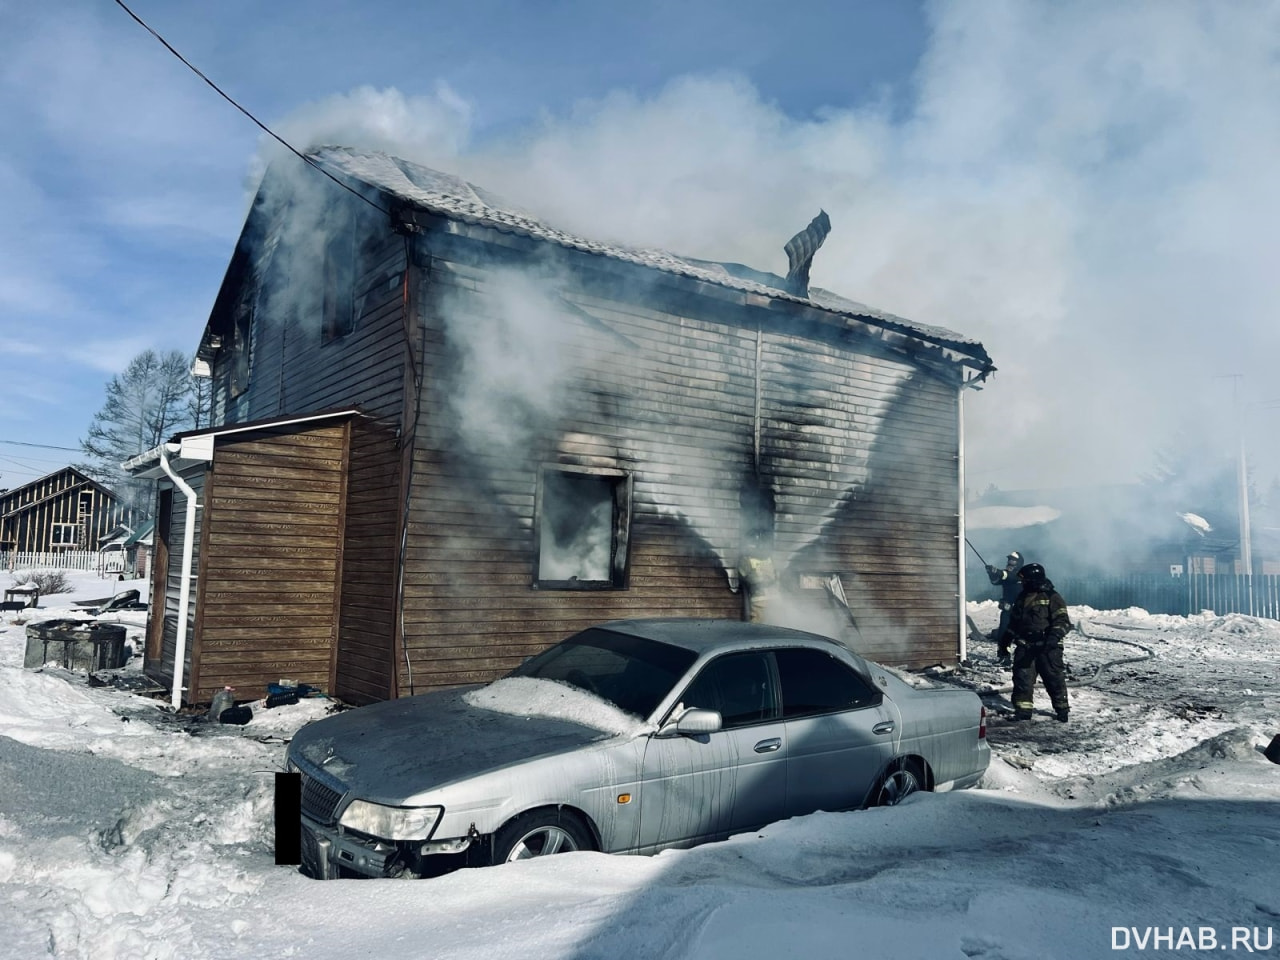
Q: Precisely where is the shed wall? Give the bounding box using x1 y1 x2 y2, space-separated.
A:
186 423 350 703
146 464 206 693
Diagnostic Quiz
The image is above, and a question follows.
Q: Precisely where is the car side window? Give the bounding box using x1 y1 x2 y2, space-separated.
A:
775 648 879 719
679 652 777 728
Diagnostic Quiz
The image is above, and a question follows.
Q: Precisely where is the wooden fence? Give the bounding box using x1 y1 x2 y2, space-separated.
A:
4 550 102 573
986 574 1280 621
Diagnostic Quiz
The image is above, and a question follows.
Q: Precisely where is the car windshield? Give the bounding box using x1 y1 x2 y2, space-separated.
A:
511 628 698 720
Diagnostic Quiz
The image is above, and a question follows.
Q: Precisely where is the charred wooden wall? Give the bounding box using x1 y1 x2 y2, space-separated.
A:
393 225 963 694
0 468 127 553
785 370 961 667
206 191 410 431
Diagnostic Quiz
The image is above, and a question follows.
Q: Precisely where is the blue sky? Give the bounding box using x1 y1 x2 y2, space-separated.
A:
3 0 1279 501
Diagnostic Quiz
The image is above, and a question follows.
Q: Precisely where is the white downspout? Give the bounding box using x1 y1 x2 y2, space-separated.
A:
957 386 968 663
157 443 199 710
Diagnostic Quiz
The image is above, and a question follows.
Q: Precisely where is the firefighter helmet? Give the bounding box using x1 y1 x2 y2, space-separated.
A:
1017 562 1046 584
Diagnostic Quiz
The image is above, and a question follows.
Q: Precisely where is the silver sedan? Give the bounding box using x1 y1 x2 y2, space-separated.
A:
286 618 990 879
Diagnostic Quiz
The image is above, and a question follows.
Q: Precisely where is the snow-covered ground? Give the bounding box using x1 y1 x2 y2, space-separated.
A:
1 572 1277 960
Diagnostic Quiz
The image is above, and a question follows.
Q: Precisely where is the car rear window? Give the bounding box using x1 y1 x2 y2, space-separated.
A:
775 647 879 718
512 628 698 720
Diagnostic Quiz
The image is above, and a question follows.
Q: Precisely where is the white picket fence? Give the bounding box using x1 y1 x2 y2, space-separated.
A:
4 550 102 573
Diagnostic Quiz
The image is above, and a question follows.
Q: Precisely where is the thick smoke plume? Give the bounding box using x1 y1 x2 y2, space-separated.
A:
256 3 1280 504
248 0 1280 606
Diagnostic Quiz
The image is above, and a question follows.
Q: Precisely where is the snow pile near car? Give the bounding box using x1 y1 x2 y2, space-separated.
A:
464 676 652 738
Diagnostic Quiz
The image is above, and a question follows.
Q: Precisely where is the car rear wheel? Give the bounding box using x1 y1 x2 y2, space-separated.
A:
491 809 594 864
873 758 925 806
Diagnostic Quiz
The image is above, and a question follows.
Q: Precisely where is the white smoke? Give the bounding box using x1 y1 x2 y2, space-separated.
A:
440 266 578 456
256 0 1280 500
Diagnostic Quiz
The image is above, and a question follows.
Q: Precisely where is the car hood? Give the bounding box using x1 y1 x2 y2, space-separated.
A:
287 687 617 804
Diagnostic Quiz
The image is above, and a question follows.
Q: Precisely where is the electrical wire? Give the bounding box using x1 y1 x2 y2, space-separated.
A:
0 440 81 452
112 0 390 218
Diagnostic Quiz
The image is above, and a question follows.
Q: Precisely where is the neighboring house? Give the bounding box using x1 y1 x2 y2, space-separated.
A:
97 519 156 579
125 147 994 707
123 519 155 580
0 467 130 558
97 524 133 575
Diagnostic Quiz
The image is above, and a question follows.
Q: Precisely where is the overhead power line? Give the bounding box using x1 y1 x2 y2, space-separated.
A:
112 0 389 217
0 439 82 452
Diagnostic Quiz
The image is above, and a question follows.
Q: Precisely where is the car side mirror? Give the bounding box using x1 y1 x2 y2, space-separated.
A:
656 707 723 738
678 708 722 735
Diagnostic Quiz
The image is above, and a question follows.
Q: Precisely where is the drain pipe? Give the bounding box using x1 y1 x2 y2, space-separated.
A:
157 443 199 710
957 386 968 663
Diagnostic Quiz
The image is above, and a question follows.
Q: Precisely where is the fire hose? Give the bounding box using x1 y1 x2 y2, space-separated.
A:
1068 619 1155 688
951 618 1155 696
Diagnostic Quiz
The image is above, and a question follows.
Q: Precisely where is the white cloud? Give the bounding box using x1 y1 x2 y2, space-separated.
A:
68 337 159 375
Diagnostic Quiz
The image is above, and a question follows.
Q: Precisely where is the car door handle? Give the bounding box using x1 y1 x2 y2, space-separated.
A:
753 738 782 753
872 721 896 735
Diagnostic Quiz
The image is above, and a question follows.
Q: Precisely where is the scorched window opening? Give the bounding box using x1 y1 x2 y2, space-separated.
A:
534 465 632 590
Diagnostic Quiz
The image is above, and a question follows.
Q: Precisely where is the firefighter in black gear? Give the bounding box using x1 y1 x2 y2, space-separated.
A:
1006 562 1072 722
986 551 1022 664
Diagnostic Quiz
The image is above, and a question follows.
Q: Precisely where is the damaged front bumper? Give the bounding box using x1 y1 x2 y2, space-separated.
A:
299 815 476 879
300 815 399 879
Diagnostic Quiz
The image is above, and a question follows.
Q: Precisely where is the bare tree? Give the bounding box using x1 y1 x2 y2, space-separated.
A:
79 349 199 518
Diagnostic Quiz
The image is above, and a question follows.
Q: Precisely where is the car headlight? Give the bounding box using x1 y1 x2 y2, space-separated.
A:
339 800 443 841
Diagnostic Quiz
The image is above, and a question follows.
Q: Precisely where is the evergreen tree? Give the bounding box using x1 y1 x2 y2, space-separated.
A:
79 350 198 518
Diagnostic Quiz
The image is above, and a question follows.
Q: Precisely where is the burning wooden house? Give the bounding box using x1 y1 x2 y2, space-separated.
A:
125 147 994 707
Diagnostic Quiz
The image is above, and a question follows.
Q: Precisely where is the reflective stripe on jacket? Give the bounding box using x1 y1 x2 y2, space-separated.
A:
1008 584 1071 643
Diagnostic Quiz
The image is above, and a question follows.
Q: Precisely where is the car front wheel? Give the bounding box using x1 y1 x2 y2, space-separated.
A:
873 759 925 806
491 809 594 864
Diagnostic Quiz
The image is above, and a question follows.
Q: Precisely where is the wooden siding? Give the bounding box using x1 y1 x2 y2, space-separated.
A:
333 417 401 704
189 174 976 702
0 468 129 554
787 370 961 667
395 229 963 693
185 422 351 703
207 189 409 432
146 465 207 693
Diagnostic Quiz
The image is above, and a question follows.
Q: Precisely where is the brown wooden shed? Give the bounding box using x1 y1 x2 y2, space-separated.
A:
127 147 994 708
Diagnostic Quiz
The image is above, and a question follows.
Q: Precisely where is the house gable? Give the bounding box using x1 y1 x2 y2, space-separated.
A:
0 466 128 554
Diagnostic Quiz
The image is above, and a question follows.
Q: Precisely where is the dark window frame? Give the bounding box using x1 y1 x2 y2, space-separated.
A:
533 464 633 590
229 293 254 399
321 228 358 343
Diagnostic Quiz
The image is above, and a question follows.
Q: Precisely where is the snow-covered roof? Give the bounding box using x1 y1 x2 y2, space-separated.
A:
307 147 992 372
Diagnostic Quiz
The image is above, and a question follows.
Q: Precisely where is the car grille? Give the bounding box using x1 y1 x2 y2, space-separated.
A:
300 772 345 824
299 820 325 879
